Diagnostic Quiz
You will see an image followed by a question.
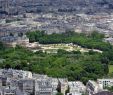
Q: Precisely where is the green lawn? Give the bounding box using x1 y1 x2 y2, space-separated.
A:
109 65 113 75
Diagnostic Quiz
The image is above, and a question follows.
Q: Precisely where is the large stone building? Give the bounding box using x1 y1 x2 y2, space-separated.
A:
67 81 86 95
35 78 53 95
18 79 35 95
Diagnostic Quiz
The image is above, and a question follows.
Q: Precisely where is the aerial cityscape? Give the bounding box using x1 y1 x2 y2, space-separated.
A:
1 0 113 95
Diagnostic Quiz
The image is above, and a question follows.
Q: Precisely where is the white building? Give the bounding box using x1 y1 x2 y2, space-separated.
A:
97 79 113 89
51 78 59 95
22 70 33 79
67 81 86 95
58 78 68 95
67 92 82 95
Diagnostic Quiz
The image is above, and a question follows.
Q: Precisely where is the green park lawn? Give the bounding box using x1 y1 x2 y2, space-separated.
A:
109 65 113 75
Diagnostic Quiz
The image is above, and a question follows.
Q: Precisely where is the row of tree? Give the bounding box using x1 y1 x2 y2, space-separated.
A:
27 31 111 51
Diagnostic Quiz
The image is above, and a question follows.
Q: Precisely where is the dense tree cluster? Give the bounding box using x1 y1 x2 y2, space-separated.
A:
0 45 108 84
27 31 111 51
106 86 113 92
56 92 63 95
0 42 5 50
0 31 113 84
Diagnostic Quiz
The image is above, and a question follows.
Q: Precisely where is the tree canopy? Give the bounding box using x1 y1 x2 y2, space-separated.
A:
0 31 112 84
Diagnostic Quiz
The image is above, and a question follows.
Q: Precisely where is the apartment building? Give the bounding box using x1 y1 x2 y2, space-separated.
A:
97 79 113 89
86 80 102 95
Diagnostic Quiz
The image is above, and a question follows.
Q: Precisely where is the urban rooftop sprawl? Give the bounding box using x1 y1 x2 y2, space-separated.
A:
1 0 113 43
0 69 112 95
1 0 113 95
